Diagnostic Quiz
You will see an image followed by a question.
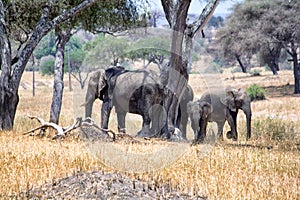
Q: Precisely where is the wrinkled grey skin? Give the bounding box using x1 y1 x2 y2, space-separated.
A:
200 87 252 141
84 66 194 139
84 66 164 137
187 100 212 143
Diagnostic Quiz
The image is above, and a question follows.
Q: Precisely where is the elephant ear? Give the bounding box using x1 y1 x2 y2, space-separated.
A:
105 66 126 100
97 69 107 100
199 101 212 118
224 89 237 112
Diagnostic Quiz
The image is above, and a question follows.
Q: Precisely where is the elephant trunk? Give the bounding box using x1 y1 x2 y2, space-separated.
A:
85 101 93 118
242 106 252 140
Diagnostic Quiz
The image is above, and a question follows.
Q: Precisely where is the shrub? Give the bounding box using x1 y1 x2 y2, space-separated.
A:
231 66 243 73
247 84 265 101
250 69 262 76
253 117 297 141
40 55 55 75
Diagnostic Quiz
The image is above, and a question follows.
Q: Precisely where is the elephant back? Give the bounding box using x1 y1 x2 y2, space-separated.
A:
111 69 163 109
200 90 227 121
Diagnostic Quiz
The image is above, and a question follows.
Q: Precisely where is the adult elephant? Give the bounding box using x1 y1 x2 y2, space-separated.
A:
84 66 166 137
200 87 252 141
84 66 194 139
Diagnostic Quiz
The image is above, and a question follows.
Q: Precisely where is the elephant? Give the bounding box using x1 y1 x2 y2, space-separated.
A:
200 87 252 141
176 84 194 139
84 66 194 139
187 100 212 142
84 66 164 136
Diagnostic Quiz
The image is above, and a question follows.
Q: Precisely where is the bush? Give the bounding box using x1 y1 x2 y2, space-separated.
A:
247 84 265 101
231 66 243 73
253 117 297 141
40 60 55 75
250 69 262 76
40 55 55 75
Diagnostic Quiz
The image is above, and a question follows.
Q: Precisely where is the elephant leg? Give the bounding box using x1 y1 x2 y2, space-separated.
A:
198 118 207 142
216 120 225 140
116 111 126 134
101 100 113 130
226 111 238 141
178 107 188 140
150 105 166 137
137 115 151 137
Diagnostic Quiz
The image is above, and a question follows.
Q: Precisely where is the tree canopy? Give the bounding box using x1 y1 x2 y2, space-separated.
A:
216 0 300 93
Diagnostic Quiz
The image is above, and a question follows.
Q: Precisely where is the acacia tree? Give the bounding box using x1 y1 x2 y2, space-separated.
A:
126 35 170 68
0 0 100 130
216 2 265 73
161 0 219 140
217 0 300 93
258 0 300 93
49 0 141 124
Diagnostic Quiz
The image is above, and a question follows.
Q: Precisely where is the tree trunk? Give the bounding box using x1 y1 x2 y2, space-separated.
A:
67 45 73 91
0 2 18 130
50 28 71 124
235 54 247 73
164 1 191 140
270 63 279 75
291 42 300 94
161 0 219 140
0 0 98 130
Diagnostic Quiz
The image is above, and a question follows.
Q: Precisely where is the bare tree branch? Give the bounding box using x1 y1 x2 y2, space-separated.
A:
24 115 83 138
189 0 220 37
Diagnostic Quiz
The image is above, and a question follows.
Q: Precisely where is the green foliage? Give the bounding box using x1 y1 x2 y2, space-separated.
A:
34 31 56 59
66 48 86 72
247 84 265 101
207 15 224 28
83 35 130 68
40 58 55 75
125 35 170 64
216 0 300 74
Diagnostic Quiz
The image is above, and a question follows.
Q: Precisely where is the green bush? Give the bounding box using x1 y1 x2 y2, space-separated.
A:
247 84 265 101
40 59 55 75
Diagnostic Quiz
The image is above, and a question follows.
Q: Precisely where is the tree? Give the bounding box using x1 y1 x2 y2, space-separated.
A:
149 9 163 28
49 0 143 124
83 35 130 68
215 2 264 73
125 35 171 69
0 0 100 130
216 0 300 93
161 0 219 140
258 0 300 93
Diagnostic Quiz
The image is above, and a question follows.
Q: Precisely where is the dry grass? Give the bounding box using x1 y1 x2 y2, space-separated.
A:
1 71 299 199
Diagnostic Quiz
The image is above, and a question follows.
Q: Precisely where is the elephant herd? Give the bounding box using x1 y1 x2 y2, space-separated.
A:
84 66 252 143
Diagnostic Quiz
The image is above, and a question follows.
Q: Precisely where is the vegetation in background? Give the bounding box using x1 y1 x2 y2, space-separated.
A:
216 0 300 93
247 84 265 101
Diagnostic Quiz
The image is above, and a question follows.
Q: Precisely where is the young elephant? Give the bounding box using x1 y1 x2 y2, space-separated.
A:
187 100 212 142
200 87 252 141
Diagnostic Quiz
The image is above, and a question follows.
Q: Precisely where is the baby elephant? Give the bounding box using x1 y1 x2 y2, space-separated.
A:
187 100 212 143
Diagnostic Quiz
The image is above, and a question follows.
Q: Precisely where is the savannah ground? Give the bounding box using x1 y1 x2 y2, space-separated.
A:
0 69 299 199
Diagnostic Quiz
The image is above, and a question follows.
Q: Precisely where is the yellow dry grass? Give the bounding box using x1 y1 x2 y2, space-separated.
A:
0 70 299 199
